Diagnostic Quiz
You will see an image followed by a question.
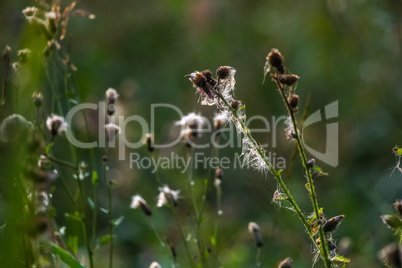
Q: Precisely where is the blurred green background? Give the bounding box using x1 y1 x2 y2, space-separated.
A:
1 0 402 267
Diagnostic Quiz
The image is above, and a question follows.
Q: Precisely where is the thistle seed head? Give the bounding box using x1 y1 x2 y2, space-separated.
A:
267 48 284 68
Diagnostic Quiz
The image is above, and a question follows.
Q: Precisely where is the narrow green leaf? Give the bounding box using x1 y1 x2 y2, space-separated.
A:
100 207 109 214
51 242 85 268
313 165 328 176
92 170 98 185
65 212 83 222
45 143 54 154
67 236 78 255
95 234 114 249
88 197 95 210
112 216 124 228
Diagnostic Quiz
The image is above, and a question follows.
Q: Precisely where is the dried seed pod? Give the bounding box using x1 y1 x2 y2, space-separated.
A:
279 74 299 86
288 94 299 112
278 257 293 268
323 215 345 233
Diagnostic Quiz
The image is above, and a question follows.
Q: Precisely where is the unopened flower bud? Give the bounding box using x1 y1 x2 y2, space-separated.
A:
32 92 43 108
381 215 402 230
131 195 152 217
248 222 263 248
323 215 345 233
144 133 154 152
279 74 299 86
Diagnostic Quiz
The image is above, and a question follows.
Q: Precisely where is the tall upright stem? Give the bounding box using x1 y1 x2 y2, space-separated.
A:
272 75 331 267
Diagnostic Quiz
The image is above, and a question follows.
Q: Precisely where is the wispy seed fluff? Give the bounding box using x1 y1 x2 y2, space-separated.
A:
241 137 269 174
46 115 68 137
284 116 298 139
157 185 180 207
176 112 206 138
130 195 152 217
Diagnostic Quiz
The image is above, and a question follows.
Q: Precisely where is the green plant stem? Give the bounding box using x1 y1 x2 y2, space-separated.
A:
272 75 331 267
172 207 196 268
75 172 94 268
187 148 208 267
103 136 114 268
198 136 220 224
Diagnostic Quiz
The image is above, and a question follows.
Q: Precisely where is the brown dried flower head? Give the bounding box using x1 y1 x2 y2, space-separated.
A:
279 74 299 86
267 48 284 68
288 94 299 112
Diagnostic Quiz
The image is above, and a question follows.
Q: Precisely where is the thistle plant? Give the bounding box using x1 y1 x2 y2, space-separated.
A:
184 49 349 267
